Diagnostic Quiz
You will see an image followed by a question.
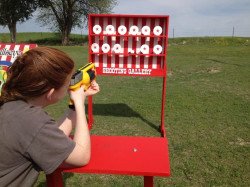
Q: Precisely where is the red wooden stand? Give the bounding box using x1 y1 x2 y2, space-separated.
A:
46 136 170 187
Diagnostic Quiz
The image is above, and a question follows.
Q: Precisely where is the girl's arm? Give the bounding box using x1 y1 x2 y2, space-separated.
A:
58 81 99 136
65 101 91 166
58 81 99 166
58 109 76 137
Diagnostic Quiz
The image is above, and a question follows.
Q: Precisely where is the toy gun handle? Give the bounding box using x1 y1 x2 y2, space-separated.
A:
68 100 75 110
68 86 83 110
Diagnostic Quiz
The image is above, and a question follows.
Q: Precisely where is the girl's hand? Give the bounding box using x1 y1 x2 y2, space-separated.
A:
85 80 100 96
69 86 86 107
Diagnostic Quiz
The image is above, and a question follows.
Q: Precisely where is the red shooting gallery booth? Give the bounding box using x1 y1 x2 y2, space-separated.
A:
47 14 171 187
46 14 171 187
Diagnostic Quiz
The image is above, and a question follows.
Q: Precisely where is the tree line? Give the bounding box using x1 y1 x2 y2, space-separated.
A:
0 0 117 45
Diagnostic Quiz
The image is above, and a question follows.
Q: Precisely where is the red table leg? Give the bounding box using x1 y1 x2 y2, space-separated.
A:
144 176 154 187
46 170 64 187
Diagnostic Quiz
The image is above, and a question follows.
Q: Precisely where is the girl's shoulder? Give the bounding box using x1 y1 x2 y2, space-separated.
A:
1 100 55 131
0 100 58 152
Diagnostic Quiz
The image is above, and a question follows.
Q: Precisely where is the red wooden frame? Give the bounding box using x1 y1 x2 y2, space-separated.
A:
88 14 169 137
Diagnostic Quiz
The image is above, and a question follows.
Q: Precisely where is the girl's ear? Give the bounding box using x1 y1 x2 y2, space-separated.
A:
46 88 55 101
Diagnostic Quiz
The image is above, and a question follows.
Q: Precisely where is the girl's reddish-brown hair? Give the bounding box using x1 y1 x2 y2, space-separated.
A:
0 47 75 105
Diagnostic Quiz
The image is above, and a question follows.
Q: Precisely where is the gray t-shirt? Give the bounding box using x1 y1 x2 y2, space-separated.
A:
0 100 76 187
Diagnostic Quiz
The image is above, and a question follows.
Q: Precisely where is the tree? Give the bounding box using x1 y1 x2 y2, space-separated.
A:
0 0 38 42
37 0 117 45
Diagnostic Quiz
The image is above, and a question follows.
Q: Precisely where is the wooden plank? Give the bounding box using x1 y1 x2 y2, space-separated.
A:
62 135 170 177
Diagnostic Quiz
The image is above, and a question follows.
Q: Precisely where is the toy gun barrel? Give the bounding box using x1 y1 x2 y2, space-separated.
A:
88 69 96 82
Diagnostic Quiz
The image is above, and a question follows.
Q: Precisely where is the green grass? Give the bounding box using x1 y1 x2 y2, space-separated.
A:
165 44 249 186
1 33 249 186
1 32 249 46
0 32 88 45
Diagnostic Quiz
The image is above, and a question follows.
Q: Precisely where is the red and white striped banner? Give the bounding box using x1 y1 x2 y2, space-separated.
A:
0 43 37 70
88 14 169 77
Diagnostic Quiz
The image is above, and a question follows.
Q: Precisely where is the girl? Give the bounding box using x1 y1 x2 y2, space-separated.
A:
0 47 99 186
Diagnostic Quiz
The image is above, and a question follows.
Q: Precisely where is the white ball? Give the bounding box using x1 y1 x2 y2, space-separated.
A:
113 44 122 53
101 43 110 53
129 25 139 35
153 45 163 54
141 26 151 35
153 26 163 36
140 44 149 54
91 43 99 53
106 25 115 35
93 25 102 34
118 25 127 35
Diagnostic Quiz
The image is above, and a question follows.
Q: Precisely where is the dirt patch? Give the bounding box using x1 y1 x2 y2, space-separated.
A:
229 138 250 146
207 67 220 74
168 69 174 77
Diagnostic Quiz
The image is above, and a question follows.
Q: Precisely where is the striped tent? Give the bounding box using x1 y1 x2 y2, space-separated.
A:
0 43 37 92
0 43 37 70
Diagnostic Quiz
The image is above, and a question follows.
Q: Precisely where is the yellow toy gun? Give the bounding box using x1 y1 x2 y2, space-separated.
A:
69 63 96 109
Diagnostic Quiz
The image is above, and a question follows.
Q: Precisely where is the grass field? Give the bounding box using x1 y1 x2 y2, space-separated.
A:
1 33 249 186
0 32 88 45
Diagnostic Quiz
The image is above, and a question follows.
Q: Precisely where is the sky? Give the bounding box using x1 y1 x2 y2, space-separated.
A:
0 0 249 37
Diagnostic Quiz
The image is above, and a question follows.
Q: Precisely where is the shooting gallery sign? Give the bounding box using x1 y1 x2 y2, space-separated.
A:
102 67 152 75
